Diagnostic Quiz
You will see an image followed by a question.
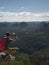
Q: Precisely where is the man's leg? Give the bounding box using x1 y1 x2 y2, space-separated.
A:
0 52 6 60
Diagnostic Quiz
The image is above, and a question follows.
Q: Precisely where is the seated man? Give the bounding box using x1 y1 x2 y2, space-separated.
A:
0 32 19 61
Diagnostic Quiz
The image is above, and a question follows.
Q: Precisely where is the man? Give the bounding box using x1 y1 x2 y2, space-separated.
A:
0 32 19 61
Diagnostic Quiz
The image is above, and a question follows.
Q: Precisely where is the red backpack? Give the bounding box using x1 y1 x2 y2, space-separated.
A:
0 37 9 51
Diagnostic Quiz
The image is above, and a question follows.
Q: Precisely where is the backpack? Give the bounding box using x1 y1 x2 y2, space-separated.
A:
0 37 9 51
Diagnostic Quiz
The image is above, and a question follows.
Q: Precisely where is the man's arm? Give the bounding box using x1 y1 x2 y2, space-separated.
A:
9 32 19 42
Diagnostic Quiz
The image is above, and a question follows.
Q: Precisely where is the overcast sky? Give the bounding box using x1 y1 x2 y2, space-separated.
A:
0 0 49 22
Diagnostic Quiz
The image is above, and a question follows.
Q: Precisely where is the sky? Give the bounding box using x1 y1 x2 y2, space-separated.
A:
0 0 49 22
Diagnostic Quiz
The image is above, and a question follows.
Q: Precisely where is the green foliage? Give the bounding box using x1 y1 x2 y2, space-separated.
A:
1 22 49 65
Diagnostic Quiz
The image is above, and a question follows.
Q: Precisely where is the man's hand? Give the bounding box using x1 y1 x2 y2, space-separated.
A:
16 36 19 40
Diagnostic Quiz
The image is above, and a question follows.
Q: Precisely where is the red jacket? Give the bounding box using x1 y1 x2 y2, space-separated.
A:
0 37 9 51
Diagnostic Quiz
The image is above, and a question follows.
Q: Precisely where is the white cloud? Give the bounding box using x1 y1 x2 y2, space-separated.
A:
0 7 4 10
0 11 49 22
20 7 28 11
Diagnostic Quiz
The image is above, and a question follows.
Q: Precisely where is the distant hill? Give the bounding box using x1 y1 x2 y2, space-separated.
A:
38 22 49 32
0 21 49 33
19 22 28 28
0 22 8 27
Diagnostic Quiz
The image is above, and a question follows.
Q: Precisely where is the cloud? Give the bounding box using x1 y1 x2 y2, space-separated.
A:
0 15 3 17
0 11 49 22
19 12 31 16
0 7 4 10
20 7 28 11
